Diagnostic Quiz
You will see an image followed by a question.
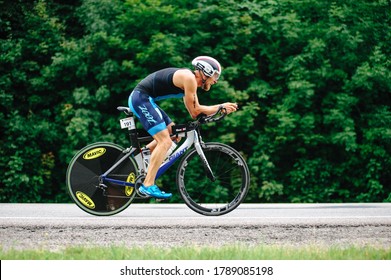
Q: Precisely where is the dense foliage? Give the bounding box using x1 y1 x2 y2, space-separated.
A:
1 0 390 203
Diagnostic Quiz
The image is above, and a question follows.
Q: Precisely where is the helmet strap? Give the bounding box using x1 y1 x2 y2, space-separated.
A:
199 70 207 85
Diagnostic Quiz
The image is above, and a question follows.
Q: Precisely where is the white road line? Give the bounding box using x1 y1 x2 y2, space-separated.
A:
1 216 390 220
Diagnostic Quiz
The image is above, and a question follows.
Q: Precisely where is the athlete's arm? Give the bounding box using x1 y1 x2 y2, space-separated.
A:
174 69 238 119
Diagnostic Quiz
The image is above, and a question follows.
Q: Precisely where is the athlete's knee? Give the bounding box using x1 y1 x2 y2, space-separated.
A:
167 123 181 143
172 135 181 143
167 123 174 134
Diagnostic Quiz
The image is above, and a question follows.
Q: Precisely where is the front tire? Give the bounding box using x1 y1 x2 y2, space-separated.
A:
176 143 250 216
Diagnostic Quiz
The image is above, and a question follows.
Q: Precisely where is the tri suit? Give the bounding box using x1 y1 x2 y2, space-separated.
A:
128 68 187 136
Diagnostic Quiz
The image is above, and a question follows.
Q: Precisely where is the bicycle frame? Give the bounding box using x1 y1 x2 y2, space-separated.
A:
100 128 214 188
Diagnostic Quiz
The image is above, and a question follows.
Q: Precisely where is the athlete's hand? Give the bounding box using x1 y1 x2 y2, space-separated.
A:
221 102 239 114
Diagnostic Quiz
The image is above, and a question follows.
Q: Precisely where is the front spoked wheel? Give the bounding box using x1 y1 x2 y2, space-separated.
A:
66 142 138 216
177 142 250 216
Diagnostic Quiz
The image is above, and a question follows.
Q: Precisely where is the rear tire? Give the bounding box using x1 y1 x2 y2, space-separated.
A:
66 142 138 216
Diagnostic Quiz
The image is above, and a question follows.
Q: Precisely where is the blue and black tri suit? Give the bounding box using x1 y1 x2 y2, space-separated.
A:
128 68 187 136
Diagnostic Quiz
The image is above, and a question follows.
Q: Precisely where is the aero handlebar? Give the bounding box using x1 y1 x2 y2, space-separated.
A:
197 105 228 124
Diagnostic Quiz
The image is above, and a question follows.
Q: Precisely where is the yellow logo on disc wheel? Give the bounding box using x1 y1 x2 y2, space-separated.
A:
83 148 106 160
125 173 136 196
76 191 95 209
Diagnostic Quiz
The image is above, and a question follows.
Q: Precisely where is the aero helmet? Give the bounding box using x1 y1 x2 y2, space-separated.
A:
192 56 221 80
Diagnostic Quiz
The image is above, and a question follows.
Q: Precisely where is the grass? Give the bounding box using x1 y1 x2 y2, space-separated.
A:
1 244 390 260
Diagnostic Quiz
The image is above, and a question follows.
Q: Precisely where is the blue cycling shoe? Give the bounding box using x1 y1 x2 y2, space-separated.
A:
139 185 172 199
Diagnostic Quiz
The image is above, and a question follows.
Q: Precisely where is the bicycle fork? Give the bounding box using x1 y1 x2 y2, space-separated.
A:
194 132 216 182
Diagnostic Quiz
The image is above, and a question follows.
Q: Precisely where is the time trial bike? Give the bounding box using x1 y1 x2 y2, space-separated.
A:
66 106 250 216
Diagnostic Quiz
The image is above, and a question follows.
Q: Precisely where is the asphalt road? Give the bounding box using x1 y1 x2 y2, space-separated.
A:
1 203 390 251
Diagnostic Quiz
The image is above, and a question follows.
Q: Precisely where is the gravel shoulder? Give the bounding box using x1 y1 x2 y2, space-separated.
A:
1 220 390 251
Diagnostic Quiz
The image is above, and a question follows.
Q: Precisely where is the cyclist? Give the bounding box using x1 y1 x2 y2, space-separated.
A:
128 56 238 199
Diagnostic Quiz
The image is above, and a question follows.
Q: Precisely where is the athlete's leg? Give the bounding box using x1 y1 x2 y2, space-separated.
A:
143 128 172 186
128 90 173 198
146 123 180 152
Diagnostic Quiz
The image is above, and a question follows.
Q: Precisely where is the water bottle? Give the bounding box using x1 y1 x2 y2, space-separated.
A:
141 147 151 168
165 141 177 159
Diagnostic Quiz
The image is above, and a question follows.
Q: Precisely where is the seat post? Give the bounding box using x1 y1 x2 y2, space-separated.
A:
127 120 141 149
117 106 141 149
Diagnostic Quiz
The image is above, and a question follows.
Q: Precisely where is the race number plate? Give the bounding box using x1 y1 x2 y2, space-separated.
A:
120 117 135 129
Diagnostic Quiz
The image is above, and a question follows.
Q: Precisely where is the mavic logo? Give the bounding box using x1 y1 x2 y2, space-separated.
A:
76 191 95 209
83 148 106 160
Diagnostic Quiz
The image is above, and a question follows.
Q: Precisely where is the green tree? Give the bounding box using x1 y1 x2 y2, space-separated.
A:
1 0 390 203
